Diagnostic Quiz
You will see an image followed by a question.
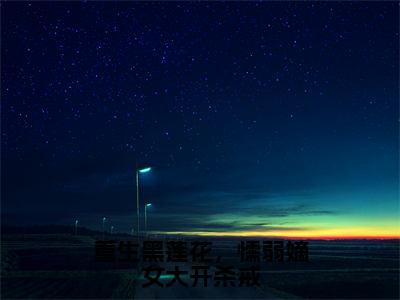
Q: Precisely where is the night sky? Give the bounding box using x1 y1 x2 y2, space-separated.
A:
2 2 399 238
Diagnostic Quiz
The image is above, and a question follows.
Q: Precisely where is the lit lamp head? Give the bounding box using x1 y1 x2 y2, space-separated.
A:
138 167 151 173
75 220 79 225
146 203 152 207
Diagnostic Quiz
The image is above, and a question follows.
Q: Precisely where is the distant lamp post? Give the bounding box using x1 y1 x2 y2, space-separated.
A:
131 228 135 236
110 226 114 235
136 166 151 237
74 220 79 236
102 217 107 239
144 203 152 235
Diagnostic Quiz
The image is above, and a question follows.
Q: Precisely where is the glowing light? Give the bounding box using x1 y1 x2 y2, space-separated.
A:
155 226 400 240
139 167 151 173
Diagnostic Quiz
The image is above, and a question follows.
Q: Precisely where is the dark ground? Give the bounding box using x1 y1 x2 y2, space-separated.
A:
1 233 399 299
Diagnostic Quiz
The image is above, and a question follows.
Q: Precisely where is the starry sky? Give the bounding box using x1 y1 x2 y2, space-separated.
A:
2 2 399 238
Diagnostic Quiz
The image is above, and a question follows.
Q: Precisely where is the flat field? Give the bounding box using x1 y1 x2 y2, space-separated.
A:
1 234 398 299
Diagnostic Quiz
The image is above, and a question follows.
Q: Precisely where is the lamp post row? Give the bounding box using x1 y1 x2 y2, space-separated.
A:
74 166 153 238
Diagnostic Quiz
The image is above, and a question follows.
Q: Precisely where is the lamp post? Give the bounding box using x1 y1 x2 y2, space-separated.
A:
102 217 106 239
136 166 151 238
110 226 114 235
74 220 79 236
144 203 152 235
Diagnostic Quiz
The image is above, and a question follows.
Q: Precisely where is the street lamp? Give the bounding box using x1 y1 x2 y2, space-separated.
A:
144 203 152 235
139 167 151 173
110 225 114 235
74 219 79 236
136 166 151 237
102 217 106 239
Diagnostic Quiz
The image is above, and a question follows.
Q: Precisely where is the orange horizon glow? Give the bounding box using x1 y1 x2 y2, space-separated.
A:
154 227 400 240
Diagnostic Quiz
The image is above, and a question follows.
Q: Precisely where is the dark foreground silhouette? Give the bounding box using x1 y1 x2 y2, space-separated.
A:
1 226 399 299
